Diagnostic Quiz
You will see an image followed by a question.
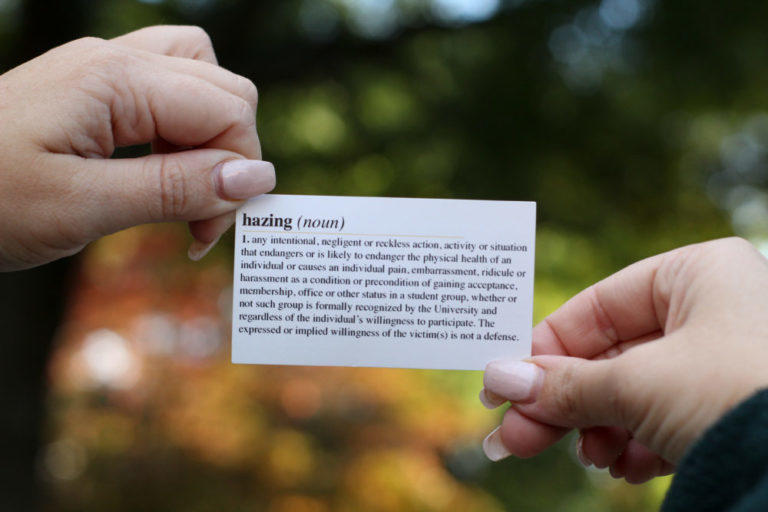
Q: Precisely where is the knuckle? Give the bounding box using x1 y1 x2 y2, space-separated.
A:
179 25 215 60
588 286 619 343
64 39 135 103
681 237 758 278
548 359 625 426
655 247 689 297
182 25 213 46
152 156 188 220
68 36 107 50
63 37 118 69
68 42 138 106
236 76 259 109
608 355 645 429
231 96 257 129
600 360 627 422
719 236 754 253
82 39 133 70
699 236 751 258
549 363 583 422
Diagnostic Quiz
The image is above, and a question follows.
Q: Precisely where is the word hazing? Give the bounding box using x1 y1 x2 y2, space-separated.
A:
241 213 346 232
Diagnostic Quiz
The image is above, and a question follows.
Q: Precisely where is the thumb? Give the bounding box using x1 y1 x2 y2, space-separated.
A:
484 355 623 428
74 149 275 236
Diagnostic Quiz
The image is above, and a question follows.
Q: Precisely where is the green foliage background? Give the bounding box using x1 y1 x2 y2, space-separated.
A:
3 0 766 510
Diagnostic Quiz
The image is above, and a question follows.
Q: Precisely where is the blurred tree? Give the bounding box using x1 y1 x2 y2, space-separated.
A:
0 1 89 508
2 0 765 510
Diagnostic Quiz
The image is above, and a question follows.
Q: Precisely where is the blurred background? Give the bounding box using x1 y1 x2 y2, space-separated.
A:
1 0 766 510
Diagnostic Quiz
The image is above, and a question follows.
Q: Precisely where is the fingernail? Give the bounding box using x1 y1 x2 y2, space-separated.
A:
188 234 222 261
216 160 276 200
479 388 507 409
482 426 511 462
484 360 544 402
576 434 592 468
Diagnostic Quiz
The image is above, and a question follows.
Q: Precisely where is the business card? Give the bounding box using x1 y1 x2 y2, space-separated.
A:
231 194 536 370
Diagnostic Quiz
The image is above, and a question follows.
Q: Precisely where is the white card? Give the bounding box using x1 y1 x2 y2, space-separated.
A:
232 194 536 370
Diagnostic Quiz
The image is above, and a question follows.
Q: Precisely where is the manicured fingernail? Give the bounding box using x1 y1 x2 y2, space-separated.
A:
188 234 222 261
483 426 511 462
576 434 592 468
484 360 544 402
479 388 507 409
216 160 275 200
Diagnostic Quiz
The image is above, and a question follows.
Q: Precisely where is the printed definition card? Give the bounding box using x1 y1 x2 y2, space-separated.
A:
232 194 536 370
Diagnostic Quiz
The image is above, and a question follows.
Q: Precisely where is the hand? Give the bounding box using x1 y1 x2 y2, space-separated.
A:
479 237 768 484
0 25 275 271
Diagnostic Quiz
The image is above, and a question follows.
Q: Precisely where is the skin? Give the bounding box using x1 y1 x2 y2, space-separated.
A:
0 25 274 271
482 237 768 484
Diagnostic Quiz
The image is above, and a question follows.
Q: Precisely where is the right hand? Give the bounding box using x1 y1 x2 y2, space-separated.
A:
0 25 273 271
480 237 768 483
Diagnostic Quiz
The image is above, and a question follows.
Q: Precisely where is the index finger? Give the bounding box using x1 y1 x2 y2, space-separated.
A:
532 246 686 359
111 25 218 64
110 30 261 161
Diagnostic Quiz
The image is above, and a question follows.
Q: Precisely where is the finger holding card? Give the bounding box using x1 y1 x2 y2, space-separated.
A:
481 250 679 477
482 238 768 486
112 25 263 258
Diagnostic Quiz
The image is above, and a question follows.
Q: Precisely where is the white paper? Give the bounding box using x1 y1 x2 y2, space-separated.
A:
231 194 536 370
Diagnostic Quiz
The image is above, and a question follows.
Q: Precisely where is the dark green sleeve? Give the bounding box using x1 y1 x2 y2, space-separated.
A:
663 389 768 512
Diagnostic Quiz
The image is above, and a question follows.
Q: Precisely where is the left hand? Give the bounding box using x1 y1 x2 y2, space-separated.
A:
0 25 272 271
